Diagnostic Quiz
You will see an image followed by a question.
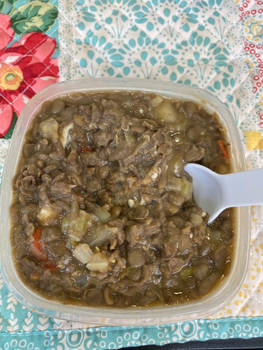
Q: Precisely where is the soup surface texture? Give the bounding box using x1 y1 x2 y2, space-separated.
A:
10 91 233 307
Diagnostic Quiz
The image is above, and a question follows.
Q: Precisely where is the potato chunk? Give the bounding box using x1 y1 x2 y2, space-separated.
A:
39 118 58 142
86 252 109 273
62 210 98 242
73 243 93 264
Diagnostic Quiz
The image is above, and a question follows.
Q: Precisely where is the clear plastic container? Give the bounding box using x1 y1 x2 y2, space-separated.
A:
0 78 250 325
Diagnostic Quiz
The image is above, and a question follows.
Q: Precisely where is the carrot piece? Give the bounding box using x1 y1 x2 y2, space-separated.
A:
44 262 57 271
217 139 230 159
34 240 41 251
33 227 42 241
31 227 48 261
30 242 48 261
81 146 94 153
74 192 82 197
33 227 42 250
32 228 58 269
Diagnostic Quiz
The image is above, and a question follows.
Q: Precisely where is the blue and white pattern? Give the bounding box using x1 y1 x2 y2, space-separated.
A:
63 0 244 87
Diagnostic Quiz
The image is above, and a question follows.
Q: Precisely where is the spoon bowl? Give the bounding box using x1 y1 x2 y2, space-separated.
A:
185 163 263 223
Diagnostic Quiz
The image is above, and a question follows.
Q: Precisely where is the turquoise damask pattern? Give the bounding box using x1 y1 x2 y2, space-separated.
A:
75 0 236 83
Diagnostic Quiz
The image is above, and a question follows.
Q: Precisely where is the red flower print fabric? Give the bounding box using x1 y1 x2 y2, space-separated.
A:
0 14 59 137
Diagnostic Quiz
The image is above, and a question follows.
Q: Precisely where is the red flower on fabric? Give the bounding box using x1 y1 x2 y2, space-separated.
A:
0 14 59 136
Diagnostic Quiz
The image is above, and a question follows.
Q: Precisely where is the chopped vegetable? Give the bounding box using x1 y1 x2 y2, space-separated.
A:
62 210 98 242
86 252 109 273
85 224 119 248
31 227 48 261
154 101 177 123
168 155 184 175
39 118 58 142
60 122 73 148
33 227 42 249
73 243 93 264
74 192 82 197
154 101 186 126
81 146 94 153
190 213 203 226
128 199 135 208
37 205 57 226
217 139 230 159
167 176 182 192
151 95 163 107
167 176 192 201
31 228 59 269
44 262 57 271
50 99 65 114
92 205 111 223
181 177 193 201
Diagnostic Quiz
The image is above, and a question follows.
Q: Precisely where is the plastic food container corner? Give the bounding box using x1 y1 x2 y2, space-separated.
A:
0 78 250 326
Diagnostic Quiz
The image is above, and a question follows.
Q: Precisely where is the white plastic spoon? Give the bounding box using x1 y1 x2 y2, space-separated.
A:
184 163 263 224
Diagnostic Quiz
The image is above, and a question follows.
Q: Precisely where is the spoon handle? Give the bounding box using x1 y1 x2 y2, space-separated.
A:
221 168 263 207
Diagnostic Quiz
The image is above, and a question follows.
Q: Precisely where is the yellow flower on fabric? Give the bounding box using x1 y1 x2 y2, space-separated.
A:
0 63 23 91
244 19 263 42
251 23 263 37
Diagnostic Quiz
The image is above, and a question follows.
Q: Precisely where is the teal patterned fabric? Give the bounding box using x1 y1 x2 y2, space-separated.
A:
75 0 235 85
1 309 263 349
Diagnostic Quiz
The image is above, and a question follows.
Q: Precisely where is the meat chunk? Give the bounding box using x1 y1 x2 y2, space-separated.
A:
107 131 136 161
50 181 73 198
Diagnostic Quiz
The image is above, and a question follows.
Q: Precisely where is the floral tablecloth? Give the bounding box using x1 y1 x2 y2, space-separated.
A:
1 0 263 348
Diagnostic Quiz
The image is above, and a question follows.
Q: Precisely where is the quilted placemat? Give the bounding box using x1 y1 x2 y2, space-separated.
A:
1 0 263 348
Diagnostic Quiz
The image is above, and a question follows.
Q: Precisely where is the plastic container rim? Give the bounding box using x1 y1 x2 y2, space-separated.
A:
0 78 250 326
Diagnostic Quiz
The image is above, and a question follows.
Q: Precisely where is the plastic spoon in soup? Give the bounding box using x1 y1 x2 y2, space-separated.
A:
184 163 263 224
